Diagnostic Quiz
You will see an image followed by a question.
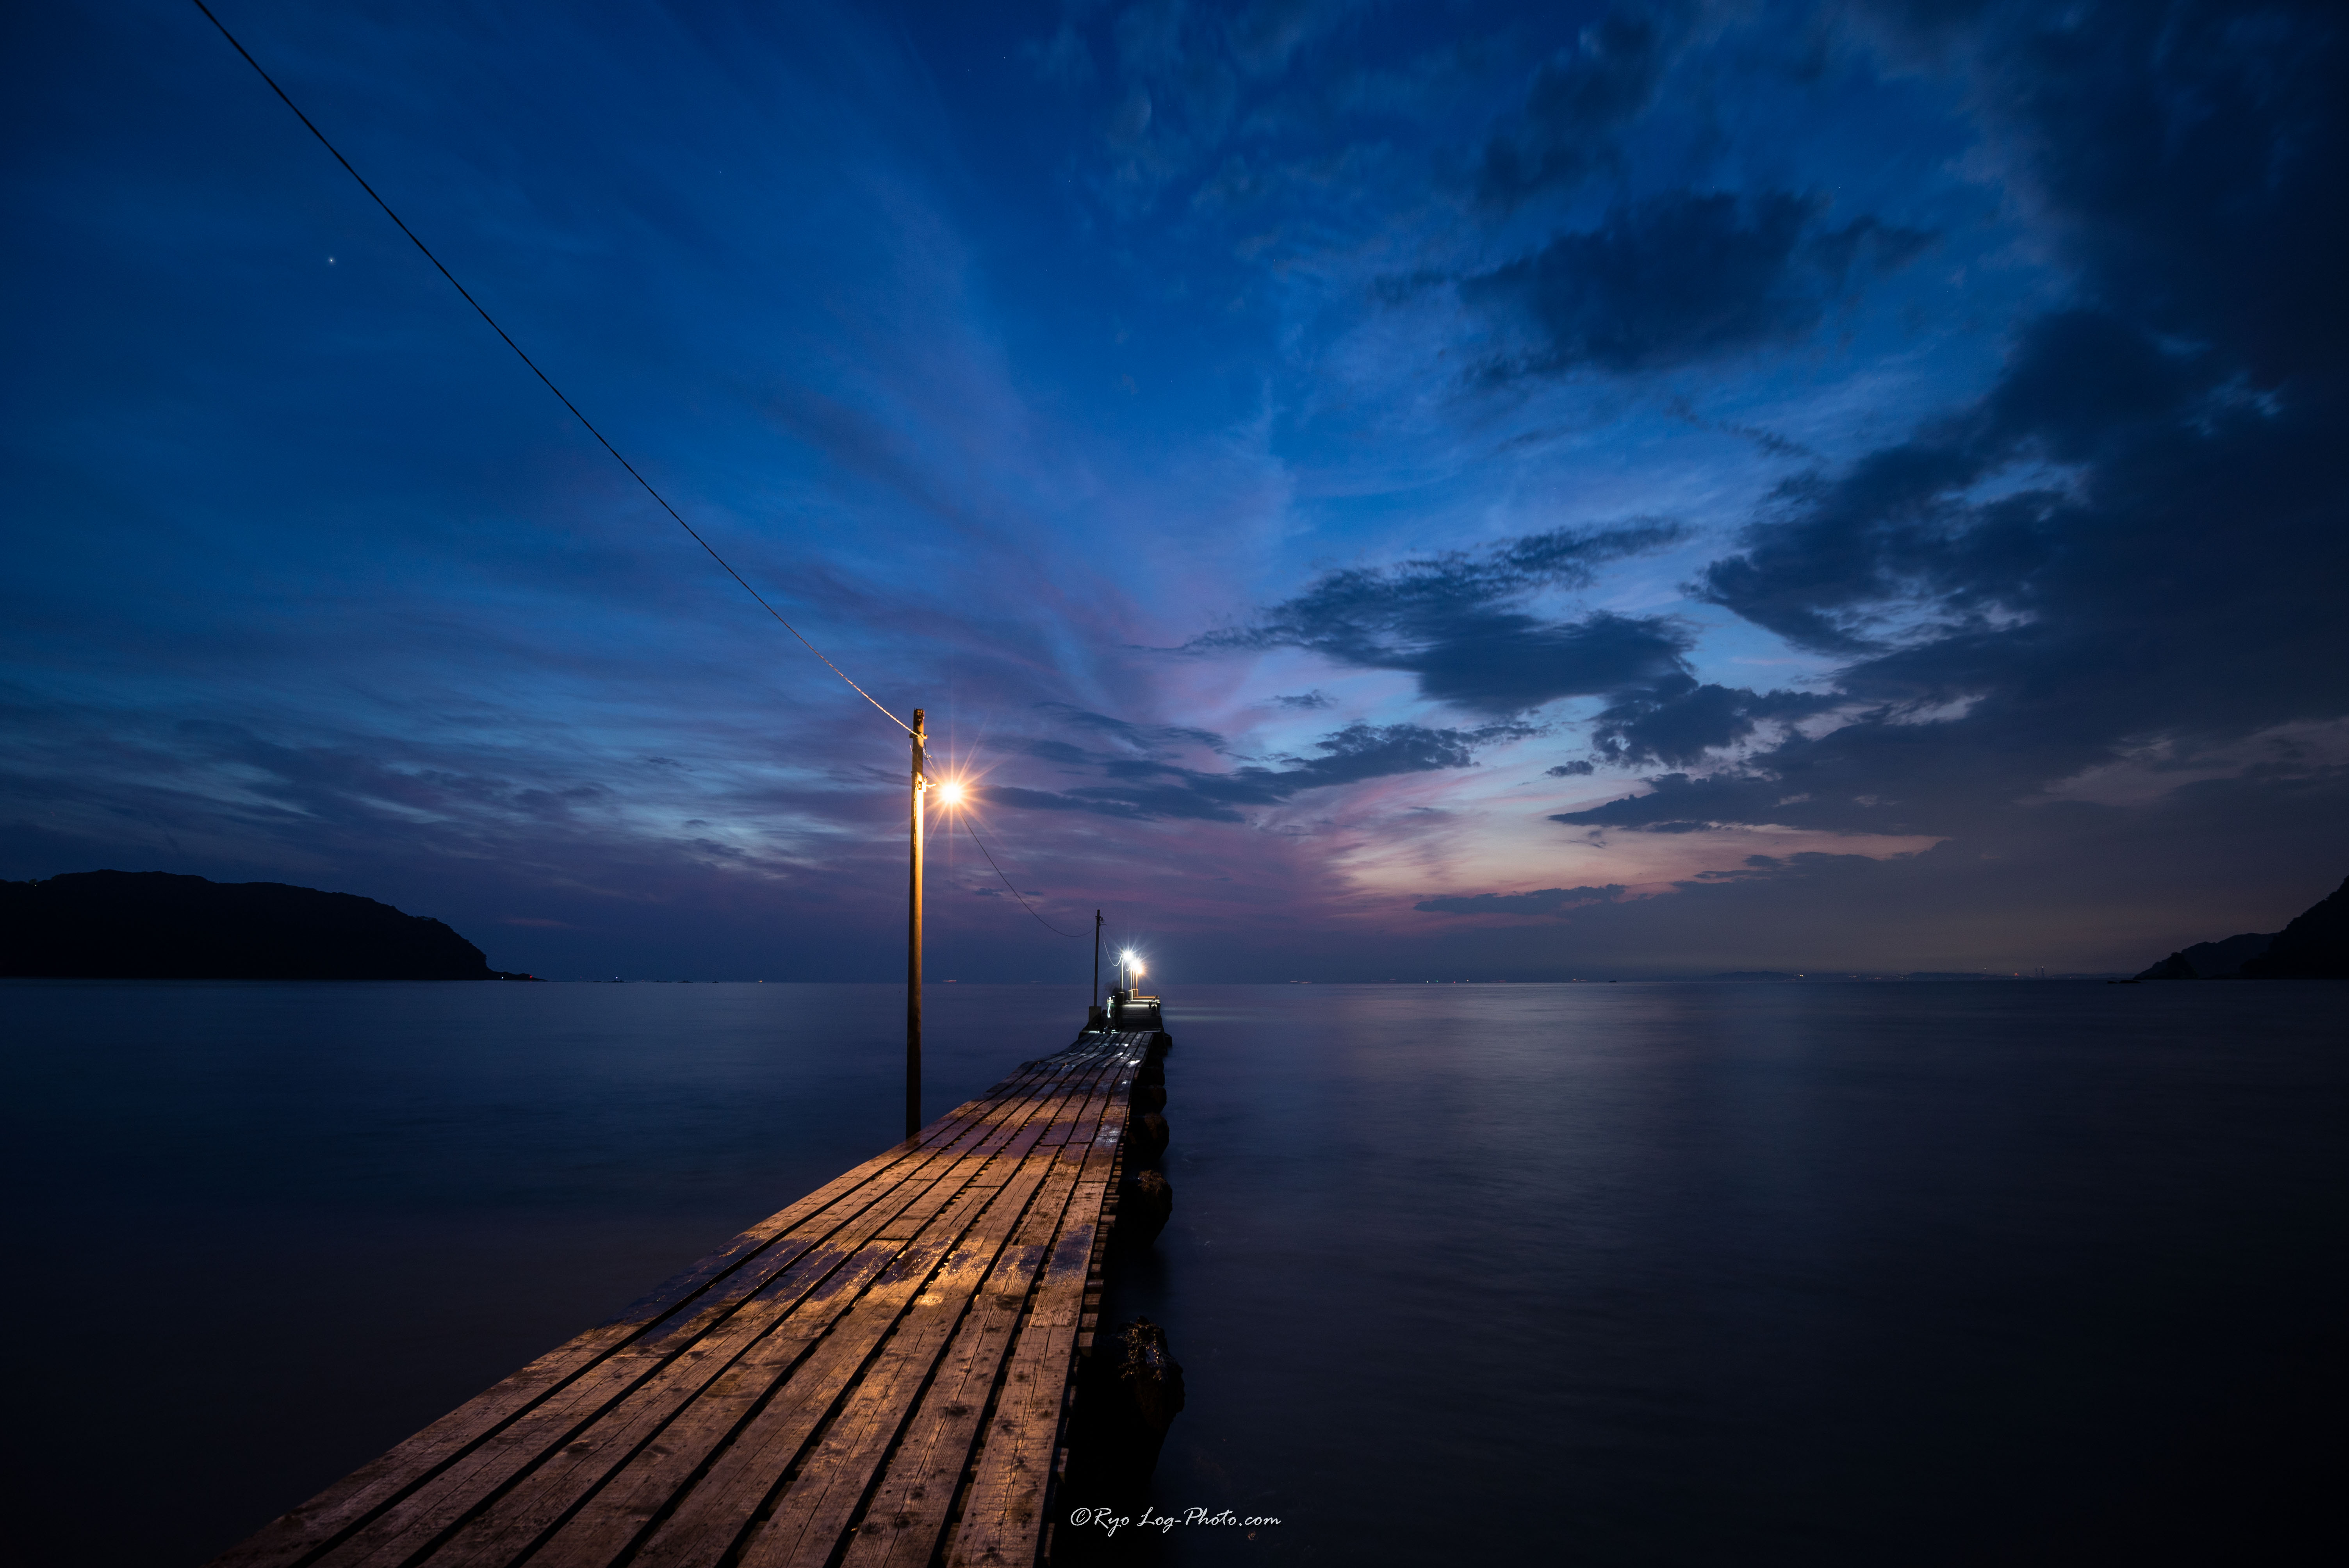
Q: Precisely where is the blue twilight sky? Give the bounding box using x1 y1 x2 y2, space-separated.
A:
4 0 2344 980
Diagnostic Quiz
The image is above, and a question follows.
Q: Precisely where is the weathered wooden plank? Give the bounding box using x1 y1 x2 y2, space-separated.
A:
944 1107 1132 1568
736 1066 1131 1568
363 1066 1108 1568
208 1062 1065 1568
600 1067 1051 1331
831 1104 1114 1568
605 1195 1004 1567
733 1161 1065 1567
410 1083 1105 1568
321 1172 973 1565
523 1065 1118 1568
207 1033 1144 1568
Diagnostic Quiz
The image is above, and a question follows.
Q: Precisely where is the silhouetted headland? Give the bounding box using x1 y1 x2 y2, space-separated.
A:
2135 932 2272 980
2137 873 2349 979
0 870 533 980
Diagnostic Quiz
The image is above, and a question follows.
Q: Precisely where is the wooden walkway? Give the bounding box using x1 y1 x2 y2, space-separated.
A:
212 1030 1154 1568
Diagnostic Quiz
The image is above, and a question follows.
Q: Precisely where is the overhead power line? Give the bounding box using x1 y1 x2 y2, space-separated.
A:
961 815 1081 938
188 0 909 736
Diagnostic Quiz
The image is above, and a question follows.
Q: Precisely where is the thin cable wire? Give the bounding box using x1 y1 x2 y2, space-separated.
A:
960 814 1081 938
189 0 909 736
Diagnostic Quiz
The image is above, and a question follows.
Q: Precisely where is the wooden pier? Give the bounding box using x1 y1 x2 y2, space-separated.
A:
212 1029 1159 1568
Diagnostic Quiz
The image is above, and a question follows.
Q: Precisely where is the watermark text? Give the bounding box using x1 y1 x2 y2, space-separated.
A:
1067 1506 1281 1536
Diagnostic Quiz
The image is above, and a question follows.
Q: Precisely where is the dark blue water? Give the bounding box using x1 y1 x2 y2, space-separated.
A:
4 981 2342 1566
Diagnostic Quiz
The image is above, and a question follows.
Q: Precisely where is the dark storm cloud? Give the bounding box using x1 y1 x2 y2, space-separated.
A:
1190 522 1693 714
1695 309 2206 655
1473 2 1687 208
1551 770 1781 835
1465 0 2349 929
986 719 1531 822
1461 191 1933 377
1513 0 2349 892
1414 883 1627 916
1196 518 1840 766
1405 613 1695 714
1589 677 1837 767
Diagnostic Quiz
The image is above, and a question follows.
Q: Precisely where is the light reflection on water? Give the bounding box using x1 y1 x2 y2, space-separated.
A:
4 979 2343 1566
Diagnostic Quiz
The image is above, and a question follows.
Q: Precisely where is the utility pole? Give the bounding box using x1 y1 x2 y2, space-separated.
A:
906 707 926 1140
1093 909 1103 1008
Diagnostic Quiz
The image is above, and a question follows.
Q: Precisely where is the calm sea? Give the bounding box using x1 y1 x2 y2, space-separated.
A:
4 980 2342 1566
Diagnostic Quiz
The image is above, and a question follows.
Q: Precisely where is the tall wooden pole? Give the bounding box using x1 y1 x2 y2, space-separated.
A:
906 707 925 1140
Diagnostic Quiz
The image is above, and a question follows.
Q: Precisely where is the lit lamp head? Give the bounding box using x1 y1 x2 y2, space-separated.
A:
935 779 965 808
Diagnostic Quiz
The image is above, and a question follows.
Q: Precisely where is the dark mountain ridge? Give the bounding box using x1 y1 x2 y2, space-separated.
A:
0 870 531 980
2136 932 2274 980
2241 874 2349 979
2137 874 2349 980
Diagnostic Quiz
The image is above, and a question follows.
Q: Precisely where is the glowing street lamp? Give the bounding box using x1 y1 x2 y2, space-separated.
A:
906 713 970 1139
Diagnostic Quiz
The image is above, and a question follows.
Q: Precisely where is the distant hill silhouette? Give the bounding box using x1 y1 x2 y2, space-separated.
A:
2240 874 2349 978
0 870 529 980
2135 932 2273 980
2137 873 2349 979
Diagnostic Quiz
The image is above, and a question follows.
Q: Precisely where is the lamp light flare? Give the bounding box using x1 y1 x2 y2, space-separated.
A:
935 779 964 807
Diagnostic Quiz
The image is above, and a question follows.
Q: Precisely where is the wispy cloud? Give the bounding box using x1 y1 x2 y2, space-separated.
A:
987 718 1533 822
